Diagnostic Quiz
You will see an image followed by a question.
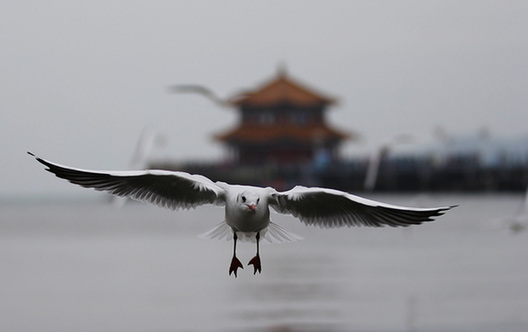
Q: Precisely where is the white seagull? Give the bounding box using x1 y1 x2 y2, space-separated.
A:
28 152 455 277
169 84 253 108
112 129 166 209
169 84 228 107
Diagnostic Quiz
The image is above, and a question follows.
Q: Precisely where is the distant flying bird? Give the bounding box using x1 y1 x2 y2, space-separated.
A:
28 152 455 277
502 187 528 234
364 134 413 191
169 84 252 107
128 129 166 170
112 129 166 208
169 84 227 106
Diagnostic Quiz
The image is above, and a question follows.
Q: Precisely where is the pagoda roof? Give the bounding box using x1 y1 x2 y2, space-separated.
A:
215 123 352 143
230 70 337 107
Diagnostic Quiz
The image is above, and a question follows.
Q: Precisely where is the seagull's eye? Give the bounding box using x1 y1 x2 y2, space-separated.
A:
241 196 246 202
257 198 260 204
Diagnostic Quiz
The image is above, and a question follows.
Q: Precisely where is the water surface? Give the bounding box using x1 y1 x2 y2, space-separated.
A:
1 194 527 331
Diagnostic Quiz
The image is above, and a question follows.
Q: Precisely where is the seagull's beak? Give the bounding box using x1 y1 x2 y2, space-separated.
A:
247 204 256 212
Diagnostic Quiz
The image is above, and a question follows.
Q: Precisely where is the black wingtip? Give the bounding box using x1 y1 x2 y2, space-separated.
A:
27 151 44 164
28 152 53 170
432 205 457 220
27 151 43 163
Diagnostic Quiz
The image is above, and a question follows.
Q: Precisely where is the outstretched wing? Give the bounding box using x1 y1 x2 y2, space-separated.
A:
269 186 454 228
169 84 227 106
29 152 225 210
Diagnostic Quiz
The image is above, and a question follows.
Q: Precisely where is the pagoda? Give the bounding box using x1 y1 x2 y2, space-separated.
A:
216 69 352 165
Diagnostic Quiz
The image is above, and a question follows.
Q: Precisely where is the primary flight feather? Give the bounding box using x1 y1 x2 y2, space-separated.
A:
28 152 455 277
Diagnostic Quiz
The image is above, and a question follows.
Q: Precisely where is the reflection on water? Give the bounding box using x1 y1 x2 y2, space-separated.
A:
232 254 346 331
1 194 528 331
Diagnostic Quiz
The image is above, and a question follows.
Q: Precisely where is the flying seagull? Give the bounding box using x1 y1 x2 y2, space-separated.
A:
169 84 228 107
169 84 253 107
28 152 455 277
112 129 166 209
499 187 528 234
364 134 413 191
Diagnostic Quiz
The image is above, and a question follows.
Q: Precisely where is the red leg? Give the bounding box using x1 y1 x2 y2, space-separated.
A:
229 232 243 277
248 232 262 274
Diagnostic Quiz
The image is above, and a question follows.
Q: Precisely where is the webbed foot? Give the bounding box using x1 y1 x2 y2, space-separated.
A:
229 256 244 277
248 255 262 274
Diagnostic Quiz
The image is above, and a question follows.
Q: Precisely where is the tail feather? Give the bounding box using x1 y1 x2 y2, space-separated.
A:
198 221 303 244
197 221 232 241
261 221 304 244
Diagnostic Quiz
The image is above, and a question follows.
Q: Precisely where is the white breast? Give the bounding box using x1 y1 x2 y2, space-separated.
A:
223 187 271 232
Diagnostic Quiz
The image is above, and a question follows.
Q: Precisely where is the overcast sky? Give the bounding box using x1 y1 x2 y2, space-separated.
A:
2 0 527 197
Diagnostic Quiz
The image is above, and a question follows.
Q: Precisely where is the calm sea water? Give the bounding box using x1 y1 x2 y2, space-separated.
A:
1 194 527 331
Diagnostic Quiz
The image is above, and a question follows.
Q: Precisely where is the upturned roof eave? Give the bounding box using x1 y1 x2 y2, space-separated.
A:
227 71 337 108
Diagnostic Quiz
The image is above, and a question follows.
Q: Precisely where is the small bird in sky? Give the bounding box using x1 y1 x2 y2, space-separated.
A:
29 152 455 277
169 84 252 107
169 84 228 106
501 187 528 234
364 134 413 192
112 129 166 209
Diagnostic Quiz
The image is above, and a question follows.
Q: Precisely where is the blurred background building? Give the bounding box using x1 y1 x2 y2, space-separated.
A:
215 68 352 165
152 69 528 193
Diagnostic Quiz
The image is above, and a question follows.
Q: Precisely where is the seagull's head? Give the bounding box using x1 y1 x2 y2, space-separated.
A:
238 191 261 213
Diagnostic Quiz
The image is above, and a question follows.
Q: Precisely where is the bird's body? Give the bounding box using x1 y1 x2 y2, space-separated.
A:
220 184 271 233
29 152 455 277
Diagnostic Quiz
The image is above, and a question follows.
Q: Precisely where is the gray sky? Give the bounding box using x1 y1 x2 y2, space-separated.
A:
2 0 527 197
